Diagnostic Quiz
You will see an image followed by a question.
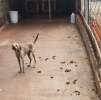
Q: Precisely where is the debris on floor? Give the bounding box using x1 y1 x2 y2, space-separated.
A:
37 70 42 74
66 81 70 85
60 67 63 70
27 65 30 67
50 76 54 79
60 61 66 64
92 89 96 92
73 80 77 84
65 69 71 73
75 64 78 67
32 66 36 69
39 56 42 59
52 56 56 60
57 89 60 92
67 36 71 38
74 90 80 96
75 36 78 38
69 60 76 64
45 58 49 61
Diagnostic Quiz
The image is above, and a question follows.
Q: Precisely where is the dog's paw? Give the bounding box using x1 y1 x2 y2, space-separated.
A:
18 71 22 74
32 66 36 69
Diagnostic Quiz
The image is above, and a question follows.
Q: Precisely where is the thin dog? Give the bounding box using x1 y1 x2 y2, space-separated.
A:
12 33 39 73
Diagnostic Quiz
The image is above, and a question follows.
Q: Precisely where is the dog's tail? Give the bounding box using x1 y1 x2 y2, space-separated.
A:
33 33 39 44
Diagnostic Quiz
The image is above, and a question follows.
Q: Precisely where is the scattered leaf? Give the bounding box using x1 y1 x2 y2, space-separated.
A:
32 66 36 69
70 60 76 64
39 57 42 59
50 76 54 79
65 69 71 72
45 58 49 61
66 81 70 85
57 89 60 92
74 91 80 95
60 61 66 64
92 89 96 92
37 71 42 73
75 65 78 67
27 65 30 67
52 56 56 60
75 36 78 38
73 80 77 84
67 36 71 38
60 67 63 70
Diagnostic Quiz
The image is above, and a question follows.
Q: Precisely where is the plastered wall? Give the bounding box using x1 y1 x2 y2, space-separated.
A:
0 0 8 26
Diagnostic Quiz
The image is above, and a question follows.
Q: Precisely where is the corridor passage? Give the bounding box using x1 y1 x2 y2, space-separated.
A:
0 19 99 100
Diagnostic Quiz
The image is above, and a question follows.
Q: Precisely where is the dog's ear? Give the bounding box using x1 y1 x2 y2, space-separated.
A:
12 45 15 50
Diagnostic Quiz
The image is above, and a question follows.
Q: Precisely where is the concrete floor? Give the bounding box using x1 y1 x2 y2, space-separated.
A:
0 19 99 100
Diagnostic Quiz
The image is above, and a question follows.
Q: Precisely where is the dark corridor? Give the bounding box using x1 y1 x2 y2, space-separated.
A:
8 0 76 19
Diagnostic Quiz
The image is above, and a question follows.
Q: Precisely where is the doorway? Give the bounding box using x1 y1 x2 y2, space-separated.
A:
8 0 77 19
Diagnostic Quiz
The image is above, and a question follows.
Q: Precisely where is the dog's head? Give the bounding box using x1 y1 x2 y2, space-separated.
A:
12 43 21 52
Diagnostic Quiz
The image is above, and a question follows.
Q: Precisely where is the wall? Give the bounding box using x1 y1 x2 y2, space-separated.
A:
81 0 85 14
0 0 8 26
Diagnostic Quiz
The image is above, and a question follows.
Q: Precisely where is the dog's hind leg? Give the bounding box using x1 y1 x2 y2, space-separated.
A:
27 52 32 67
32 52 36 64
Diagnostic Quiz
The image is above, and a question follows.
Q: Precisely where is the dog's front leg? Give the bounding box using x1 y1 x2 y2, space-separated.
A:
21 56 25 73
16 56 22 73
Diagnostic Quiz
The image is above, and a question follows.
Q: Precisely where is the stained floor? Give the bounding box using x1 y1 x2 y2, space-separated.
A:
0 19 99 100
